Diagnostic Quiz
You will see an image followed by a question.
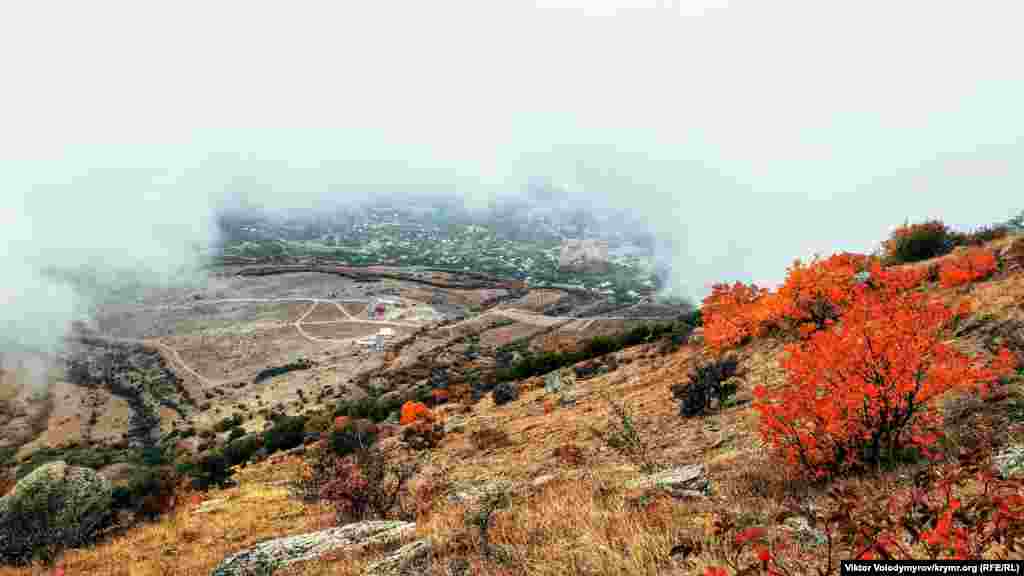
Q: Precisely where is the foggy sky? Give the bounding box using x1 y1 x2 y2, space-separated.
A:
2 1 1023 364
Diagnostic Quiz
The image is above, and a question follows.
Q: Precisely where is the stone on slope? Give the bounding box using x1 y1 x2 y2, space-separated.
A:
210 520 415 576
626 464 710 498
0 461 113 565
363 539 432 576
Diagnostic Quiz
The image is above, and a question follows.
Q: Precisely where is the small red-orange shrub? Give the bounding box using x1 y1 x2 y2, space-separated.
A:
399 400 433 425
938 247 998 288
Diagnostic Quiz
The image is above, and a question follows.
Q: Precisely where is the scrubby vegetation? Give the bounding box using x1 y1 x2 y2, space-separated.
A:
672 356 740 417
253 357 315 384
494 319 695 383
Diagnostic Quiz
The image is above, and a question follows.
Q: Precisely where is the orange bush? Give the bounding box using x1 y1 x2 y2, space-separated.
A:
399 401 433 425
702 281 769 352
753 268 1017 479
938 247 998 288
702 254 928 353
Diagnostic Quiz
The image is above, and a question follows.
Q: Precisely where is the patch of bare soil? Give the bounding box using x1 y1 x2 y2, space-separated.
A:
342 302 368 317
302 303 348 322
478 322 550 348
165 326 334 383
299 323 393 341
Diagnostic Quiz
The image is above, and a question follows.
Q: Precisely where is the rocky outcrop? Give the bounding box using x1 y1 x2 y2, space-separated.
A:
994 445 1024 479
364 539 432 576
0 461 113 565
626 464 711 499
210 521 415 576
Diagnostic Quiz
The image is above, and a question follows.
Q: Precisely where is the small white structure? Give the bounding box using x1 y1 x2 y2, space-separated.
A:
357 327 397 352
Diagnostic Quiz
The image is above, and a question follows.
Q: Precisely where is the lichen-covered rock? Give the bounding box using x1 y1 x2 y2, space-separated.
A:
994 445 1024 479
363 539 432 576
626 464 710 498
0 461 113 565
210 520 414 576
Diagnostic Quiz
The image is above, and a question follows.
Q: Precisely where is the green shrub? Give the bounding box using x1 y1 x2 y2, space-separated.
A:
178 449 231 490
883 219 955 264
214 414 245 433
304 411 333 434
224 434 262 468
492 382 519 406
328 423 378 458
671 356 740 417
254 358 315 384
15 445 129 480
334 394 400 423
132 445 170 467
0 446 18 467
227 427 246 442
263 415 307 454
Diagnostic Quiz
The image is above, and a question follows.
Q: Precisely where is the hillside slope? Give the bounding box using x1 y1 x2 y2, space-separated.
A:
4 234 1024 576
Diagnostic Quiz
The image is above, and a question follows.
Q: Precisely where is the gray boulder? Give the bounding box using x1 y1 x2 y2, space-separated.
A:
210 520 414 576
994 445 1024 479
627 464 710 498
364 539 432 576
0 461 113 564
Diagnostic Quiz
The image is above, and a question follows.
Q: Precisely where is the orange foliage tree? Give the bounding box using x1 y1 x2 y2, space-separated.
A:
702 253 927 353
702 281 769 353
938 247 999 288
753 262 1017 479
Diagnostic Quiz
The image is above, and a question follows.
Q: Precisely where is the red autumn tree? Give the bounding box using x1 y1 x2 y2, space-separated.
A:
753 260 1016 479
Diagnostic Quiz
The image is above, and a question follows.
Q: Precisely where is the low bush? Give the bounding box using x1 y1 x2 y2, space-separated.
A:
227 427 246 442
318 444 418 523
327 420 378 457
223 434 262 468
178 449 231 491
938 247 999 288
111 465 180 520
671 356 740 417
492 382 519 406
883 219 956 264
592 397 657 473
0 445 19 468
214 414 245 433
262 415 307 454
334 393 402 423
303 411 333 434
15 444 133 480
253 357 315 384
